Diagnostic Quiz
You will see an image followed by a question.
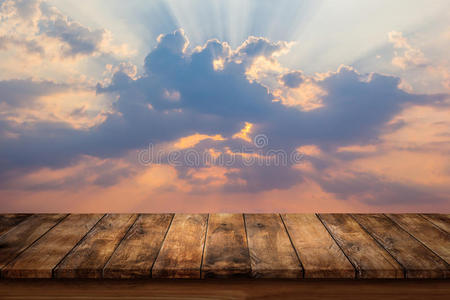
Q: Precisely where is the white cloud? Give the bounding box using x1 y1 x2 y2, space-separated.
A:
0 0 133 79
388 31 427 69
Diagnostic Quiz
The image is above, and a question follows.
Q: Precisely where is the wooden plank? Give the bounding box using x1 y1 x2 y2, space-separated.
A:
387 214 450 264
2 214 103 278
0 214 31 237
0 214 66 274
281 214 355 278
53 214 137 279
421 214 450 233
103 214 173 279
318 214 403 279
152 214 208 279
202 213 251 278
353 214 449 279
1 279 450 300
244 214 302 278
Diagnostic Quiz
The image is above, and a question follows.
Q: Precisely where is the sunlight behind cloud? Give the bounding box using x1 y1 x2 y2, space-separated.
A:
232 122 253 143
174 133 225 149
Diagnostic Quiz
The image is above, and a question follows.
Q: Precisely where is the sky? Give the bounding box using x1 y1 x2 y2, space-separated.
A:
0 0 449 212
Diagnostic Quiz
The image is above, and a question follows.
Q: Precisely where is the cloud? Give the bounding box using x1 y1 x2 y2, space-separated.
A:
316 171 448 205
0 78 66 107
9 0 40 18
388 31 428 69
0 0 130 59
280 71 304 88
155 28 189 54
0 155 135 191
232 36 292 66
264 66 447 151
38 5 105 57
1 29 448 200
0 36 44 55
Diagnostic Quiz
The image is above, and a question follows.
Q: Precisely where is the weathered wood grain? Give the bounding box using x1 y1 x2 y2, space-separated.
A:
353 214 449 279
202 213 251 278
152 214 208 279
0 214 67 274
0 214 30 237
2 214 103 278
387 214 450 264
0 213 449 280
103 214 173 279
421 214 450 233
244 214 302 278
2 279 450 300
281 214 355 278
53 214 137 279
318 214 403 279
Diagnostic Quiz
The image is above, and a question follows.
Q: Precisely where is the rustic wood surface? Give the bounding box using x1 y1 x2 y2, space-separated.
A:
2 214 103 278
245 214 302 278
1 279 449 300
103 214 173 279
0 213 449 280
0 214 67 274
0 214 30 237
353 214 449 279
387 214 450 264
421 214 450 233
318 214 404 279
53 214 137 279
202 213 251 278
152 214 208 279
282 214 355 278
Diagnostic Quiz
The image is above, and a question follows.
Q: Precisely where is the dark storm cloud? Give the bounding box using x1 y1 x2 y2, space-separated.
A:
1 29 448 194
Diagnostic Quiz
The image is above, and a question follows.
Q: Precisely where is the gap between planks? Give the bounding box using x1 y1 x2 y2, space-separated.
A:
0 214 449 280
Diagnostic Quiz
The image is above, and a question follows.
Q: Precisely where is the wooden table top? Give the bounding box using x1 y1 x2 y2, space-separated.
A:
0 214 448 279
